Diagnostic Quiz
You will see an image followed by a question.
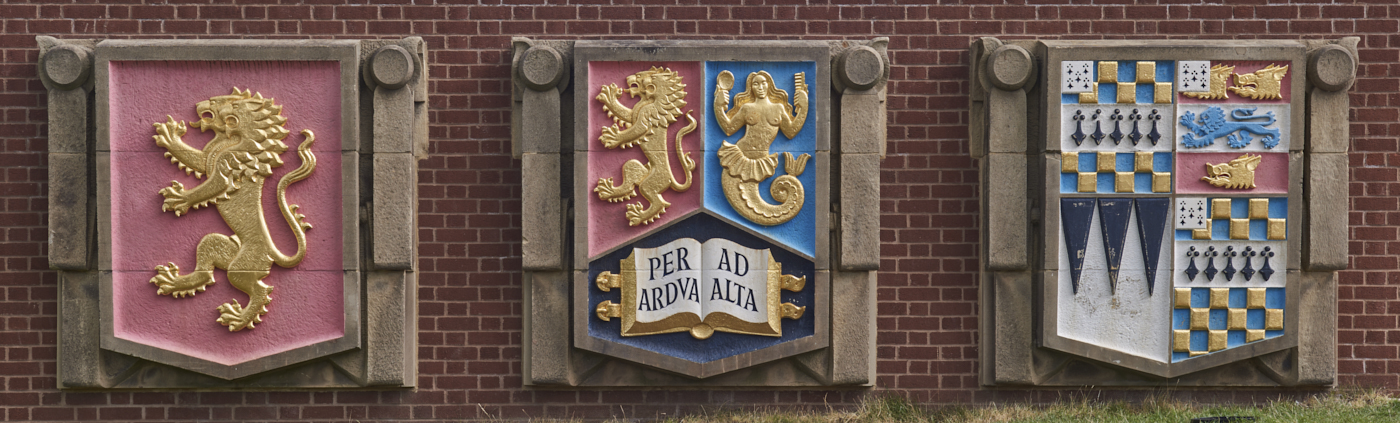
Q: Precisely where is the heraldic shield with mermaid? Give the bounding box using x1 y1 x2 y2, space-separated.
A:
584 60 818 363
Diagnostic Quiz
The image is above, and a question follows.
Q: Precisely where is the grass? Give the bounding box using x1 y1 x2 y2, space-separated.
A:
525 388 1400 423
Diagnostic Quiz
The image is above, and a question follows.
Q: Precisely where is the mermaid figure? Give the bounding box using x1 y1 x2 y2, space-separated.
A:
713 70 811 226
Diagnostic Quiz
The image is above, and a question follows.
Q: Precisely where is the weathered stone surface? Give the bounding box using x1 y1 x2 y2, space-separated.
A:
1307 44 1356 92
521 89 562 154
41 44 92 90
58 271 100 388
1297 270 1337 385
987 88 1027 154
839 90 886 155
1305 153 1348 271
521 153 563 271
48 88 89 154
839 154 880 271
830 271 875 385
525 271 570 385
340 151 362 271
518 45 565 91
836 45 884 91
372 153 415 270
414 102 429 159
991 271 1033 384
1307 88 1350 154
49 153 90 271
986 44 1034 91
366 270 414 386
373 86 414 153
986 153 1027 270
368 45 414 90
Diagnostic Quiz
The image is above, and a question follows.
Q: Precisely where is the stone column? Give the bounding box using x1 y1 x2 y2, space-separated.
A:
511 38 574 385
970 37 1037 385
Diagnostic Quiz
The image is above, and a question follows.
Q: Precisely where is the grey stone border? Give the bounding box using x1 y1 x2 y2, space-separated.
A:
45 37 423 389
971 38 1353 386
517 39 885 386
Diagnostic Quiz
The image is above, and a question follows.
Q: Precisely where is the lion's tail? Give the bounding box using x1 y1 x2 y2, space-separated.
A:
671 111 698 192
272 129 318 268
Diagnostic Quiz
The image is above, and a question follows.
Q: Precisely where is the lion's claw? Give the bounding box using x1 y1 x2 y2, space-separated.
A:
159 181 192 216
594 178 636 202
217 299 266 332
150 263 214 298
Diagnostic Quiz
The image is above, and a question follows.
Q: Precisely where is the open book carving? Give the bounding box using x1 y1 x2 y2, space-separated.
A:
595 238 806 339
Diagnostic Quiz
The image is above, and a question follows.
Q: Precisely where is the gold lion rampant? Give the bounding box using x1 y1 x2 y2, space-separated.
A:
713 70 811 226
1183 64 1235 100
1201 153 1262 189
148 88 317 331
1230 64 1289 100
594 67 698 226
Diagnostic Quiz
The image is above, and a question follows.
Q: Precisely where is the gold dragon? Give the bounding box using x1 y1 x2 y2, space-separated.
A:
713 70 811 226
1183 63 1288 101
1201 153 1262 189
1183 64 1235 100
148 88 317 332
1230 64 1289 100
594 67 698 226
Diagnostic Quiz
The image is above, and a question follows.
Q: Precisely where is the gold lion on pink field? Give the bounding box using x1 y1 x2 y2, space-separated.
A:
148 87 318 332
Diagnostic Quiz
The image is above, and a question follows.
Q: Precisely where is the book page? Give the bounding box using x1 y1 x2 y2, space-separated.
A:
700 238 769 324
631 238 704 324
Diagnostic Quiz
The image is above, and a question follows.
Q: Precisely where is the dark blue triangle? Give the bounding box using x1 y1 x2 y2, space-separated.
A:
1134 198 1170 296
1098 198 1134 294
1061 199 1097 294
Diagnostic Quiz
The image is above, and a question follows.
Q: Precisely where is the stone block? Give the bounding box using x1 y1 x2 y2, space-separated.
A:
366 270 414 386
521 89 562 154
985 44 1034 91
838 154 880 271
517 45 566 91
341 151 362 271
987 153 1027 271
39 42 93 91
48 88 90 154
521 153 564 271
830 271 875 385
987 88 1027 153
1305 153 1347 271
1307 44 1357 93
414 101 429 159
367 45 414 90
1297 270 1337 385
1307 88 1350 153
58 271 100 388
373 87 414 153
839 90 886 155
95 152 111 272
836 45 887 91
48 153 90 271
990 271 1033 384
372 153 415 270
525 271 571 385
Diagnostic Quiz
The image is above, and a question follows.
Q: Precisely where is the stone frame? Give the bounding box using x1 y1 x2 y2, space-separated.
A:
970 38 1356 386
42 37 426 389
515 38 887 386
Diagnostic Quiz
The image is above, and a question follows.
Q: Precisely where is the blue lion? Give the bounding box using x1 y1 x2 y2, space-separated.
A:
1179 106 1281 149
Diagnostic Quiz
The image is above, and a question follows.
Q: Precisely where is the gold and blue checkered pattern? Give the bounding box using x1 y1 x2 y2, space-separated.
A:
1171 287 1284 361
1078 61 1174 105
1179 197 1287 241
1061 151 1172 194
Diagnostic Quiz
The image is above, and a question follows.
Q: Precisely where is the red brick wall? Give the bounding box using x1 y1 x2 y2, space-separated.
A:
1 1 1396 420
